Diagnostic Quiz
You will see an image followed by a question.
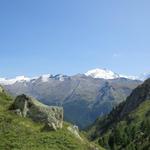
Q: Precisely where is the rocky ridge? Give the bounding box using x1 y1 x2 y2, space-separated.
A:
10 94 63 131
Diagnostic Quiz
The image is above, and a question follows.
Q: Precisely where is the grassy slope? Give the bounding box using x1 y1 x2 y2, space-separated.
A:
0 90 104 150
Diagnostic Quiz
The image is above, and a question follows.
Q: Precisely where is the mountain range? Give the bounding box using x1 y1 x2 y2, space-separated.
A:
0 69 142 128
0 69 150 149
0 68 149 85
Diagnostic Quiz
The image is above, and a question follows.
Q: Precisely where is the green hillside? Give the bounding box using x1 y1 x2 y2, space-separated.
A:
0 86 103 150
88 79 150 150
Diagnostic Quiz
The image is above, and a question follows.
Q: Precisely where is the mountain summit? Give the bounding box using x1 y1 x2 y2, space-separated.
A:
85 68 120 79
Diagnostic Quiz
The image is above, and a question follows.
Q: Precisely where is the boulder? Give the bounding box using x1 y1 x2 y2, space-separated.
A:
10 94 63 130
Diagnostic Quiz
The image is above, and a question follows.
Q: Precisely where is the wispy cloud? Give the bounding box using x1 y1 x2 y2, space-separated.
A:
112 53 121 58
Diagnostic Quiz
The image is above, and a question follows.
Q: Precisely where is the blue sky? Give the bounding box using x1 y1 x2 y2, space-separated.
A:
0 0 150 77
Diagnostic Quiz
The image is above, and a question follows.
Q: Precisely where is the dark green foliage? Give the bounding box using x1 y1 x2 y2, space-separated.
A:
99 108 149 149
89 100 150 150
141 118 150 136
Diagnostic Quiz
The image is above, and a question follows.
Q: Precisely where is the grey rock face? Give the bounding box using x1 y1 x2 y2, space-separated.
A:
11 94 63 130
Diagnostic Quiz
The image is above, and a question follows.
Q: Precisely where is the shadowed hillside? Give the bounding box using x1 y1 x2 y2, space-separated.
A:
88 79 150 150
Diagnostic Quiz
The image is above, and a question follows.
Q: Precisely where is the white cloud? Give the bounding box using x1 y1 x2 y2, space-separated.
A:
113 53 120 58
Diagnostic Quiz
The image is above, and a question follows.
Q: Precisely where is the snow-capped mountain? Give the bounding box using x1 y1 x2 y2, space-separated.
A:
39 74 52 82
0 69 149 85
85 69 150 80
85 68 120 79
0 76 31 85
84 68 140 80
0 74 69 85
38 74 68 82
138 72 150 81
119 75 138 80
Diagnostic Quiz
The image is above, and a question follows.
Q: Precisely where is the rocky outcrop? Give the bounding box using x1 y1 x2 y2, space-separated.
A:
10 94 63 130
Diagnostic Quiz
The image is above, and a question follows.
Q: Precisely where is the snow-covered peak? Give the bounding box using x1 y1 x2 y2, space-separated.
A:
0 74 68 85
0 76 31 85
38 74 67 82
138 72 150 81
85 68 149 80
119 75 139 80
15 76 30 81
40 74 51 82
120 72 150 81
85 68 120 79
54 74 68 81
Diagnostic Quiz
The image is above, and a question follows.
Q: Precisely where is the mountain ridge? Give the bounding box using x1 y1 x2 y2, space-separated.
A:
0 68 148 85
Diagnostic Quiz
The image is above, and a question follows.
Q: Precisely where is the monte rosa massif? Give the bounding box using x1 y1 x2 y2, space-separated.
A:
0 68 149 128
